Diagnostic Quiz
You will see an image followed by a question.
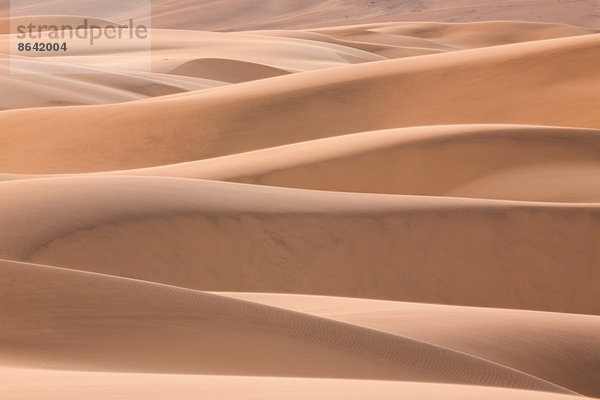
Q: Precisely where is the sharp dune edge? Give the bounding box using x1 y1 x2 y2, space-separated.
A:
5 124 600 202
1 2 599 399
0 259 577 393
1 176 600 315
220 293 600 396
3 31 600 172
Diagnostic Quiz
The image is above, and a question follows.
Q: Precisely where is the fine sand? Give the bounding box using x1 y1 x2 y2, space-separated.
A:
1 2 599 399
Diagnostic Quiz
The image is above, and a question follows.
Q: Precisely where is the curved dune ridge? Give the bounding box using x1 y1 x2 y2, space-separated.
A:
0 56 225 110
1 21 596 111
0 259 578 394
1 0 599 29
1 3 600 399
119 124 600 202
220 293 600 397
0 176 599 316
2 31 600 172
4 124 598 202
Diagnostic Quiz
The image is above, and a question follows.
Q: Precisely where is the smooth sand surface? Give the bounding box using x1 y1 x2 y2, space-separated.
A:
1 0 599 29
1 2 599 399
220 293 600 396
0 371 589 400
5 0 599 29
129 0 600 30
2 22 595 111
5 124 596 202
0 176 599 316
1 259 577 393
2 32 600 173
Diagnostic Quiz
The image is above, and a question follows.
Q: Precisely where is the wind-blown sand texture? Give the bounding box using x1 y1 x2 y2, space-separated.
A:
1 1 599 399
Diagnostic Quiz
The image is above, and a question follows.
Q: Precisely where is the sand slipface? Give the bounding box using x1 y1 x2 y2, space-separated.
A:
0 1 599 399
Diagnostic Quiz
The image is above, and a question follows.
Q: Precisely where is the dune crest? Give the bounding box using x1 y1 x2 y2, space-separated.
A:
0 176 599 315
1 3 598 399
2 33 600 173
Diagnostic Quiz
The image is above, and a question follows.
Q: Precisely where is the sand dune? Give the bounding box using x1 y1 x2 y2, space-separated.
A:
1 259 575 393
145 28 385 75
169 58 291 83
0 370 590 400
222 293 600 397
133 124 600 202
0 176 598 315
0 25 385 109
0 56 225 110
1 4 599 399
1 32 600 173
4 124 587 203
311 20 598 49
149 0 600 30
5 124 600 202
2 0 599 29
1 22 595 110
251 21 599 59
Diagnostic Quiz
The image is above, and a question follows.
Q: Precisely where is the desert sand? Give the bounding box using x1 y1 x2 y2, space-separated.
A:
1 1 599 399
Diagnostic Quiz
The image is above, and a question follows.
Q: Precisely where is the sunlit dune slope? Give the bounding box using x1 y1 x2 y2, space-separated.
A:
222 293 600 397
0 370 590 400
1 3 599 398
26 124 595 203
309 20 597 50
2 0 599 29
148 0 600 30
0 259 575 394
2 21 594 111
1 33 599 173
0 57 224 110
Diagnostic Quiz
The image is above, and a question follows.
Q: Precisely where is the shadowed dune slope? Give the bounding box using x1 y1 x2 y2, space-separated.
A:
137 125 600 203
222 293 600 397
251 21 598 58
0 57 224 110
12 124 592 203
2 0 599 29
140 0 600 30
1 33 600 173
310 21 598 50
169 58 291 83
2 21 596 111
0 176 599 315
143 28 385 74
1 5 599 397
0 259 574 394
